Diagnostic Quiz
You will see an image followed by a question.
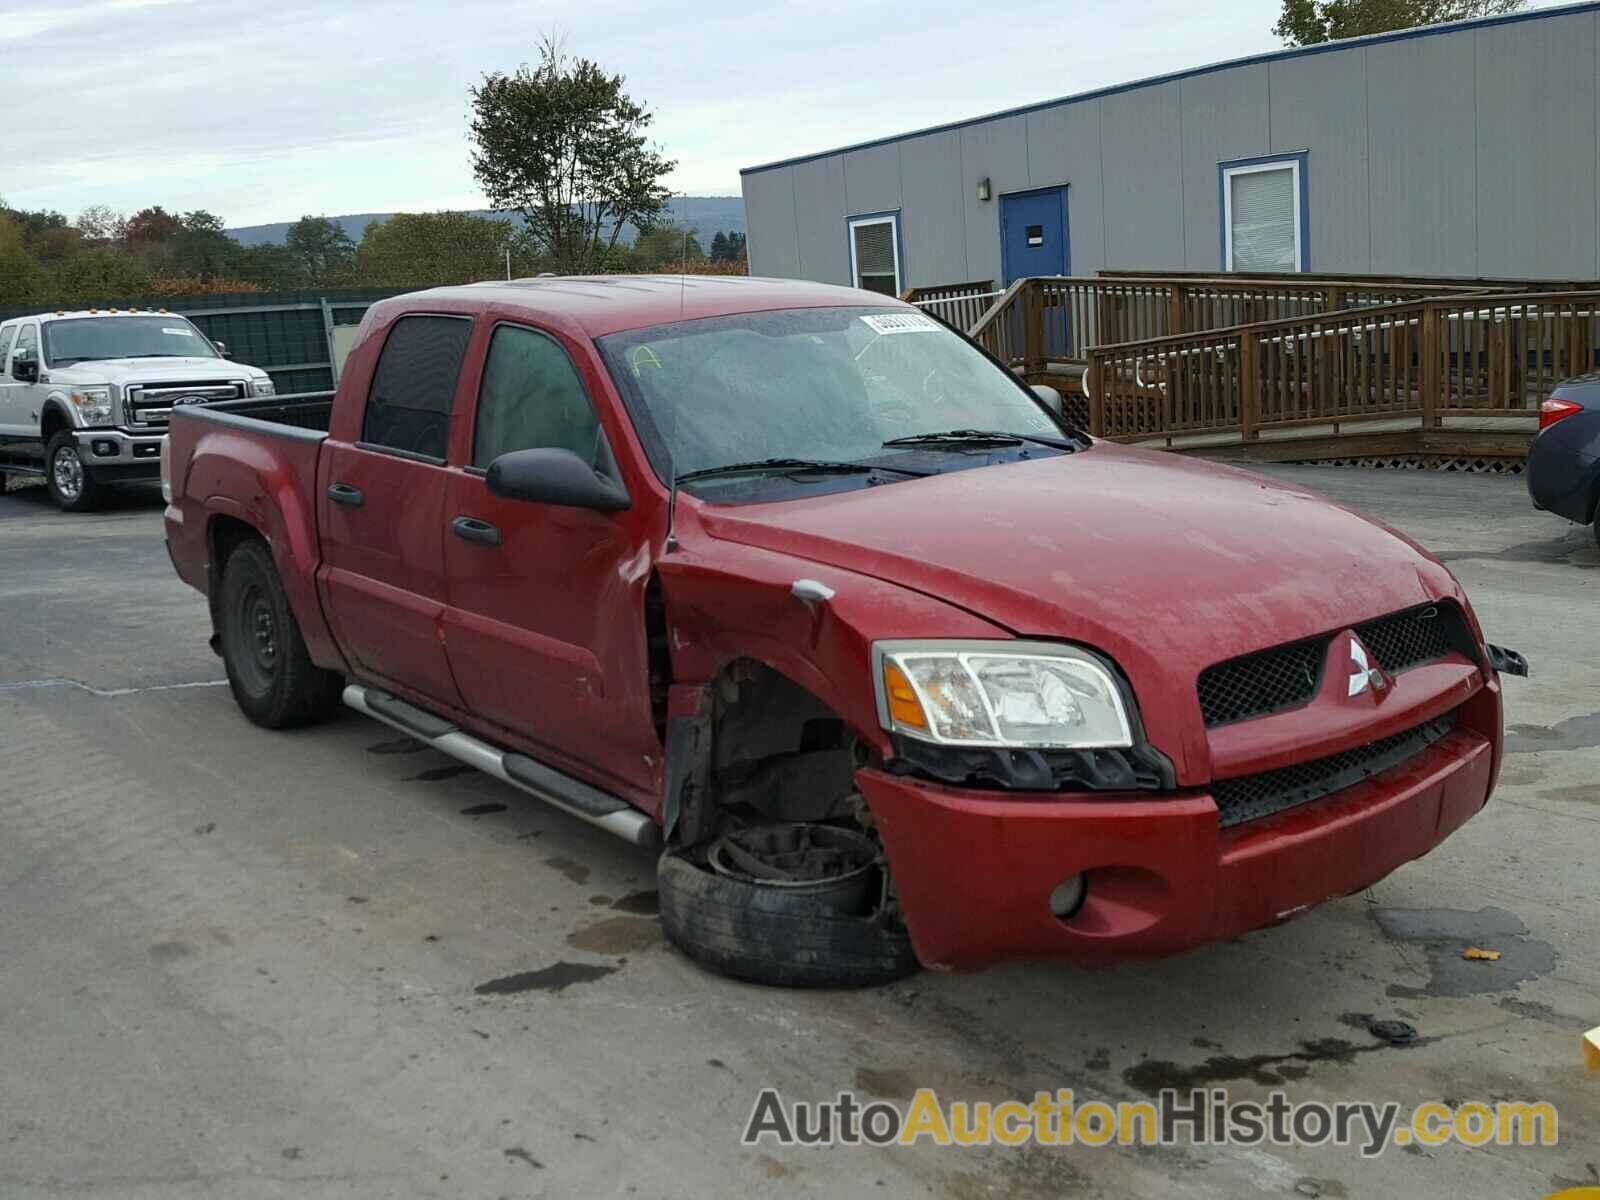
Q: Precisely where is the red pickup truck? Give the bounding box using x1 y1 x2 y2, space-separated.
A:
163 276 1520 987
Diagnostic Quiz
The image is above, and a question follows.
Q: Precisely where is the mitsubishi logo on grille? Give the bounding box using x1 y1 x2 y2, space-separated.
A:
1347 635 1388 698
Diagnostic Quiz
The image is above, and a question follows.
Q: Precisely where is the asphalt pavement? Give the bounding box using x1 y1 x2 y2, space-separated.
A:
0 467 1594 1199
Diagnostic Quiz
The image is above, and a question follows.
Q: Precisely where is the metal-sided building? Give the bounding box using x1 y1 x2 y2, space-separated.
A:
740 2 1600 294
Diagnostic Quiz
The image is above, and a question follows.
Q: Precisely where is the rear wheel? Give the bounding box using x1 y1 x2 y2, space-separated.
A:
45 432 102 512
218 539 342 728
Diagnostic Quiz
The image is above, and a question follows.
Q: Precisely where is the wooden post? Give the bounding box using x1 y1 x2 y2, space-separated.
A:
1087 353 1106 437
1168 284 1186 336
1238 329 1258 442
1023 281 1044 382
1420 305 1440 428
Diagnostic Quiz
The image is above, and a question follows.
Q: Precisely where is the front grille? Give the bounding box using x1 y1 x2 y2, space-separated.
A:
1212 710 1457 828
127 381 246 429
1197 603 1475 728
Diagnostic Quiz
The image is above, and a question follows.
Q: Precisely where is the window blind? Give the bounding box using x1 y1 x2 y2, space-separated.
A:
1229 168 1297 271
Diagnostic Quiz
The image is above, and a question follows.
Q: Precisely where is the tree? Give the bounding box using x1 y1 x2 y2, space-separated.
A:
469 36 676 272
631 225 703 269
285 215 355 285
1273 0 1524 45
726 232 746 263
76 205 127 244
234 242 306 291
123 205 180 253
352 211 530 286
709 231 729 262
172 210 238 278
0 211 49 304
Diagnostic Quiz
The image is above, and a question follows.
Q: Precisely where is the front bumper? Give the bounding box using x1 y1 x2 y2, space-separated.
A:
73 428 164 477
858 684 1500 971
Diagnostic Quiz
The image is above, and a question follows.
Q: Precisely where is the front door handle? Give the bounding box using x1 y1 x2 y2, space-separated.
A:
327 482 364 507
452 515 501 546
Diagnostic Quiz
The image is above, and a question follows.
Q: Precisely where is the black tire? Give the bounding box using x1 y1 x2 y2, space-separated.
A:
657 850 920 988
45 431 102 512
218 539 342 728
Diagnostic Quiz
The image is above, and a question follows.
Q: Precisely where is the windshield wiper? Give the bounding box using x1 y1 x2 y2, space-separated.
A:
882 428 1082 452
676 457 930 484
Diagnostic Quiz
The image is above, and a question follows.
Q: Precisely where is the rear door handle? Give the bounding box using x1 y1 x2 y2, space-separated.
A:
452 515 501 546
327 483 364 507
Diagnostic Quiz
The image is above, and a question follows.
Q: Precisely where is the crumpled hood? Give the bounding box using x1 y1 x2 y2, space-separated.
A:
49 357 263 386
696 444 1459 766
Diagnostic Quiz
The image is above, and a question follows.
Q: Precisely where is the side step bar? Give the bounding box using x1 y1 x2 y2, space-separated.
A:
342 684 660 849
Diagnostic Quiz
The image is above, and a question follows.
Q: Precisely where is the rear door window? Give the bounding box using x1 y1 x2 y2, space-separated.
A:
360 315 472 461
472 324 602 469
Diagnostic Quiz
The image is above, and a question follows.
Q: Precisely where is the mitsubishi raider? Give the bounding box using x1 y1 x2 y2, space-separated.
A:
162 276 1523 986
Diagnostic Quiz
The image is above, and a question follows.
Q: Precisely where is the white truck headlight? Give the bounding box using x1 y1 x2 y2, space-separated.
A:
253 377 275 397
71 387 114 427
873 640 1134 748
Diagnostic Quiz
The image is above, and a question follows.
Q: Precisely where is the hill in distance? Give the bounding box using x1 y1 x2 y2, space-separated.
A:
227 196 745 249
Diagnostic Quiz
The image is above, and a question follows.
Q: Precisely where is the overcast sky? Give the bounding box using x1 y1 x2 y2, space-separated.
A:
0 0 1559 227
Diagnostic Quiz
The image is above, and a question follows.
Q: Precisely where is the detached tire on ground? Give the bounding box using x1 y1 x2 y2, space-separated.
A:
218 539 343 729
657 850 919 988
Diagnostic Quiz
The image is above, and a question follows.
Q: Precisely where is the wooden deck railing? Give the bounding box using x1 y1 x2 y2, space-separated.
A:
1081 291 1600 446
901 280 999 331
961 275 1493 382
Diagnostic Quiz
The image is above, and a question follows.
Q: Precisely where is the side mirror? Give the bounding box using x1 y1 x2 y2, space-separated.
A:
486 447 630 513
214 340 232 359
11 348 38 383
1031 384 1064 416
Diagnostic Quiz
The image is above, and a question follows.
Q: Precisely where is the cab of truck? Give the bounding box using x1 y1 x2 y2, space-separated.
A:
0 309 276 510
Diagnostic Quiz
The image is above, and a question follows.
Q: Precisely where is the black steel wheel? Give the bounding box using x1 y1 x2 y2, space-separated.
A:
218 539 342 728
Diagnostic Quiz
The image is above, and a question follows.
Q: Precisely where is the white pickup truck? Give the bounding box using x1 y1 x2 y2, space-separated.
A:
0 309 277 510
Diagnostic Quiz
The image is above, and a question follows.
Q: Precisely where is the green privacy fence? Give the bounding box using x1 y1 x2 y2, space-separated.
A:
0 287 415 393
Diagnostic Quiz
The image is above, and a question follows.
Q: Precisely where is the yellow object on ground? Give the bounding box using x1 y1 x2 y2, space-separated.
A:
1461 947 1502 961
1585 1025 1600 1072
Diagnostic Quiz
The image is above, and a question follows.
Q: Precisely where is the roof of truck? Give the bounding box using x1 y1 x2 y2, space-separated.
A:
370 275 900 339
1 307 193 324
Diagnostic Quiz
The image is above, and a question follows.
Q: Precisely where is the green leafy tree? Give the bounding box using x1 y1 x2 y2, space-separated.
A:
172 210 239 278
631 225 703 269
47 246 154 301
709 231 729 262
233 242 305 290
1273 0 1524 44
285 215 356 285
469 36 676 272
0 211 49 304
352 211 530 286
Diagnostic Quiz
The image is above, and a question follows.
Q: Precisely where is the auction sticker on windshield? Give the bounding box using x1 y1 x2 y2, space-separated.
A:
162 328 195 336
860 313 940 335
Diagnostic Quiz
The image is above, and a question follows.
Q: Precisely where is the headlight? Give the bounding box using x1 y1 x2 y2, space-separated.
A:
253 377 275 397
71 387 114 427
873 640 1134 748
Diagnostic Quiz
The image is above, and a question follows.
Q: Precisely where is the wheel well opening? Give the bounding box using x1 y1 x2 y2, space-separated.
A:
209 515 262 579
702 660 876 830
40 406 70 444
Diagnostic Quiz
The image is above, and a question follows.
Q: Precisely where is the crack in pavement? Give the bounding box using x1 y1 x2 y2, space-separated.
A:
0 677 228 698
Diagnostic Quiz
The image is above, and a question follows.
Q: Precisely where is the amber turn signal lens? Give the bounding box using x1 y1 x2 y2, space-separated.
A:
883 662 928 731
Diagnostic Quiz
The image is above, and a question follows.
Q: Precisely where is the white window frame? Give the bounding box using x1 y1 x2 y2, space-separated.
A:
847 212 903 295
1222 157 1305 274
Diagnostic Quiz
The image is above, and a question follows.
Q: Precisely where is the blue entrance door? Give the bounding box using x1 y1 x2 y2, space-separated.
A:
1001 187 1069 285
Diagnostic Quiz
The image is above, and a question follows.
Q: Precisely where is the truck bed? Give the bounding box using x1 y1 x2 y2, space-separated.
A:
197 391 336 433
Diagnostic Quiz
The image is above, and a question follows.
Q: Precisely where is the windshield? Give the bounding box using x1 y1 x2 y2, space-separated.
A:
43 316 218 367
597 307 1067 491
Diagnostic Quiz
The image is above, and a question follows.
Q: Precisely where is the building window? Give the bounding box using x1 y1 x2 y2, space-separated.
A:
848 213 902 296
1220 155 1307 273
